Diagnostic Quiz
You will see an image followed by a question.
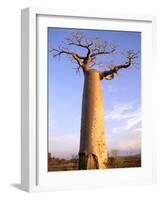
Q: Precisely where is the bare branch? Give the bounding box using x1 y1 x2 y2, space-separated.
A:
104 74 115 80
73 65 81 75
124 50 140 64
50 31 139 76
66 32 92 57
50 47 84 67
72 53 83 66
100 50 139 80
91 39 117 57
91 48 116 57
90 56 103 68
50 47 73 57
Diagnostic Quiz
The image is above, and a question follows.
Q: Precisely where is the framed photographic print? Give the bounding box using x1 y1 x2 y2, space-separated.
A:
21 7 156 192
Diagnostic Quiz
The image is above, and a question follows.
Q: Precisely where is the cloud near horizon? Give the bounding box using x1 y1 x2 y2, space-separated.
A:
49 102 141 159
104 101 141 156
49 133 79 159
107 128 141 155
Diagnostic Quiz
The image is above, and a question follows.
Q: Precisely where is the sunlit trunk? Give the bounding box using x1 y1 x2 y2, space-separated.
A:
79 69 108 169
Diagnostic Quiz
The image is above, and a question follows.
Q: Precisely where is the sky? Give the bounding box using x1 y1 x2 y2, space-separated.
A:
48 27 141 159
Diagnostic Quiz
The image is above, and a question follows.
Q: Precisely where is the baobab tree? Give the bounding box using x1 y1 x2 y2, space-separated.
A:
50 31 139 170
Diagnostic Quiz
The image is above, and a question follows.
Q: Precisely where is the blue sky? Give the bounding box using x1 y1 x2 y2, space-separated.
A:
48 28 141 158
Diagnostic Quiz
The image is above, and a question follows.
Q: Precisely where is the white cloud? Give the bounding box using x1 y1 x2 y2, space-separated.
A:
49 102 142 158
124 110 141 130
105 102 141 132
105 101 134 120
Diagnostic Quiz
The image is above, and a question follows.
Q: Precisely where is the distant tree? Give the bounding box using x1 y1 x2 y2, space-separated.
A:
110 149 119 157
48 152 52 160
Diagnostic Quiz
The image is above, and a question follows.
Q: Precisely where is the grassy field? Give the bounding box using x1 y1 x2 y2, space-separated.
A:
48 158 78 171
48 154 141 171
108 154 141 168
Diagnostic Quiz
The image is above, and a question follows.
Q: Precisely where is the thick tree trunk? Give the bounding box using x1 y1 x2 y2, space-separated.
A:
79 69 108 169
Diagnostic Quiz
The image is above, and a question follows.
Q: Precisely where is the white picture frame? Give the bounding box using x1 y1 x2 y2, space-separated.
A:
21 7 157 192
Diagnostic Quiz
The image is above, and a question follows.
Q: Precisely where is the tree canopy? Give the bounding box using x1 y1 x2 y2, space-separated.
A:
50 31 139 80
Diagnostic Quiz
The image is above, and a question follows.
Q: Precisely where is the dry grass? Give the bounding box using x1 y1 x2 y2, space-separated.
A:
108 154 141 168
48 154 141 171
